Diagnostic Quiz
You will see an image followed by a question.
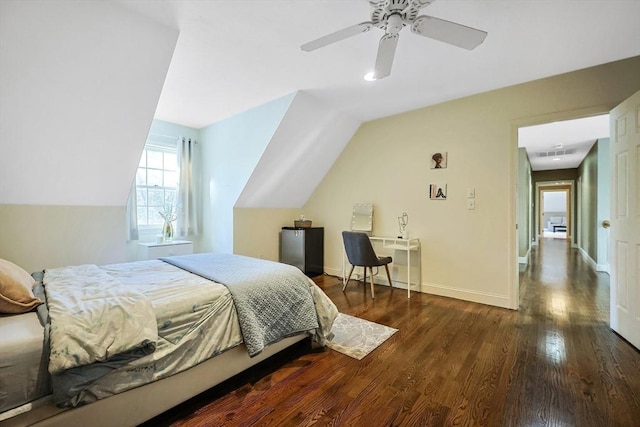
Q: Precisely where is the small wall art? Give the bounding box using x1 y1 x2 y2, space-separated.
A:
429 183 447 200
430 152 447 169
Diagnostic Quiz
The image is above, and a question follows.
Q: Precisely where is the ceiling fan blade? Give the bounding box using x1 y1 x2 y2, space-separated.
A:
373 33 399 79
411 15 487 50
301 22 374 52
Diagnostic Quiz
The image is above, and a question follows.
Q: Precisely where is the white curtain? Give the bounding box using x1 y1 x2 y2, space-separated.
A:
176 136 198 237
126 180 139 241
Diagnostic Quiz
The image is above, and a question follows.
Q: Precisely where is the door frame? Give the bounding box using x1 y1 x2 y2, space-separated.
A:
536 183 573 242
511 104 613 309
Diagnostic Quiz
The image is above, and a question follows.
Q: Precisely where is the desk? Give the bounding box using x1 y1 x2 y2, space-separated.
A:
342 236 421 298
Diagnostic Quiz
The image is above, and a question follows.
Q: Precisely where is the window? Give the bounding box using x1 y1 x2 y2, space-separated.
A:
136 144 178 227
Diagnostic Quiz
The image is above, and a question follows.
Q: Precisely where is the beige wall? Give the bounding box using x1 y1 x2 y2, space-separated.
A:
0 205 128 272
236 56 640 309
233 208 302 261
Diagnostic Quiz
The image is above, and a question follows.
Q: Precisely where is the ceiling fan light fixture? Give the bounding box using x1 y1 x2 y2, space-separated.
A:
364 72 377 81
300 1 487 79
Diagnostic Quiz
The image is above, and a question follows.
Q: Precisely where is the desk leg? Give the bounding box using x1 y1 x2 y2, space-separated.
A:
342 247 346 286
407 247 411 299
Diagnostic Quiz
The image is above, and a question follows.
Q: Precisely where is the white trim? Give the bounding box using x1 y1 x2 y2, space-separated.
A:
518 247 530 265
421 282 514 309
146 135 178 149
596 263 610 273
327 267 514 309
325 266 412 290
579 247 598 271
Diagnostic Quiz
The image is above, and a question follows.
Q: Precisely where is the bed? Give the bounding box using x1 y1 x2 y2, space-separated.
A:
0 253 338 426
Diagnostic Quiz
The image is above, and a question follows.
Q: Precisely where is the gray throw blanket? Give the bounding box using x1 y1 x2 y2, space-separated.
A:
161 253 319 356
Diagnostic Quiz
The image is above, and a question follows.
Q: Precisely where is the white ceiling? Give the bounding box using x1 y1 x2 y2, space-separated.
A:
120 0 640 133
518 114 611 171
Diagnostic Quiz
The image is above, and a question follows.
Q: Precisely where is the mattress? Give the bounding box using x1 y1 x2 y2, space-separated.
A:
0 312 51 414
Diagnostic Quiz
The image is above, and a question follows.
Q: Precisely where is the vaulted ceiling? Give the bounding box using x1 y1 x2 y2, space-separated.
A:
120 0 640 129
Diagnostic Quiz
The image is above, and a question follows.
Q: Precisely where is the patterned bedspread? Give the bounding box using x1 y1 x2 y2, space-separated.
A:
161 253 327 356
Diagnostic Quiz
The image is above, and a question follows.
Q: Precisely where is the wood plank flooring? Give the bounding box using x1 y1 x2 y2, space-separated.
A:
143 238 640 426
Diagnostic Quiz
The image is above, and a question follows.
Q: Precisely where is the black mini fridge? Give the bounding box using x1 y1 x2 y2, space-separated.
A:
279 227 324 277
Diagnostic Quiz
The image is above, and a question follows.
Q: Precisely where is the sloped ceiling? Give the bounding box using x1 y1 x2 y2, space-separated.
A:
0 0 179 206
2 1 638 209
236 91 361 208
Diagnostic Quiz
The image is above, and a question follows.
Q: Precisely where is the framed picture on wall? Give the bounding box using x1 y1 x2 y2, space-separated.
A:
429 183 447 200
431 152 447 169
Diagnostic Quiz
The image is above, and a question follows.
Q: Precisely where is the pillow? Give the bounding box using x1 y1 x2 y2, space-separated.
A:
0 258 42 314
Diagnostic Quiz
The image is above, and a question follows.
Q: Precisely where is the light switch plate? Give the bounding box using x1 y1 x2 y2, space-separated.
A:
467 188 475 198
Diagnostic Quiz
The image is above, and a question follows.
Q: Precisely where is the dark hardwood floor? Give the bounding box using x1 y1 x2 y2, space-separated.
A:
144 238 640 426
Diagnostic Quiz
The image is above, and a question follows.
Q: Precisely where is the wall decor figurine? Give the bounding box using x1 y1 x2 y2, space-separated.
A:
397 212 408 238
431 152 447 169
429 183 447 200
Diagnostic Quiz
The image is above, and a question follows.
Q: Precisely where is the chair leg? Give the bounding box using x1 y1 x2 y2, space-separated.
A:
363 267 367 286
369 267 375 299
384 264 393 288
343 265 355 292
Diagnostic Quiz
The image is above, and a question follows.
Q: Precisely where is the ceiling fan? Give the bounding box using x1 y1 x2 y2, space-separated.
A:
301 0 487 80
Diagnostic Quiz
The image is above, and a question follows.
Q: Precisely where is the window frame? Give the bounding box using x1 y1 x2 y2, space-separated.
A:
136 139 179 232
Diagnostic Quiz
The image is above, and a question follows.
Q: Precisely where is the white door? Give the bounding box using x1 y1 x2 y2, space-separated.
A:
609 90 640 350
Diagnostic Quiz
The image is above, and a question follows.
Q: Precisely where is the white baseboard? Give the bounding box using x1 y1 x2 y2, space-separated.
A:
579 248 597 271
324 266 343 278
325 266 411 290
421 282 514 309
518 248 530 265
326 266 514 309
595 263 610 273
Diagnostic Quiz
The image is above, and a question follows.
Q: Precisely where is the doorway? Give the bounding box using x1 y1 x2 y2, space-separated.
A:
514 111 610 310
539 185 570 240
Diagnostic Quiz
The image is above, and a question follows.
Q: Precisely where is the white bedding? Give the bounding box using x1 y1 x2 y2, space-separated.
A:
51 260 245 407
44 264 158 374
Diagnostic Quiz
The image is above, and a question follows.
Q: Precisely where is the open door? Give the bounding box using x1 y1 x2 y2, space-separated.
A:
609 90 639 350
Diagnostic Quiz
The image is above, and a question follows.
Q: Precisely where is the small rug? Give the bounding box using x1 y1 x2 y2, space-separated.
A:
325 313 398 360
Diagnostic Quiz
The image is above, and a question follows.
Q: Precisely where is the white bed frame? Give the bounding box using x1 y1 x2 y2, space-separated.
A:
3 334 307 427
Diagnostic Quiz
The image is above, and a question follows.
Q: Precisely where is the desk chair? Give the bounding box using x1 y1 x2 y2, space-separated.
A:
342 231 393 299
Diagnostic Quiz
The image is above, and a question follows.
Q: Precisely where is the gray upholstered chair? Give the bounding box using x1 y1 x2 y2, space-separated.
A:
342 231 393 299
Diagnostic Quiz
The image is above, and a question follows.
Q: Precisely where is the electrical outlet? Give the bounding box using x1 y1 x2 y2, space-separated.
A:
467 199 476 210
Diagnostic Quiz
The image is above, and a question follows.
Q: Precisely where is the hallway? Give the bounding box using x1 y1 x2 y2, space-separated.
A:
513 237 639 425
